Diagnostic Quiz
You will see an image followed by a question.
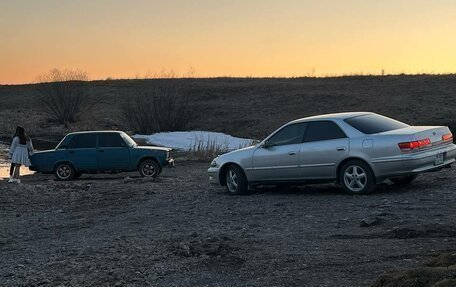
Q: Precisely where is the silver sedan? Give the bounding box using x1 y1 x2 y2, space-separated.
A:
208 112 456 194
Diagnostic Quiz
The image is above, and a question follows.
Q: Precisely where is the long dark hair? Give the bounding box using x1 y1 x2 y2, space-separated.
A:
12 126 22 140
16 126 27 145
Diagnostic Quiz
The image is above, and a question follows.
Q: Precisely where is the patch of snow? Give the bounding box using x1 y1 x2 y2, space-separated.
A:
133 131 255 151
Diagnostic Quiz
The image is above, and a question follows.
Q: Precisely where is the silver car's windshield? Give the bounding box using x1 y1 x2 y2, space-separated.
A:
345 114 409 134
121 133 137 147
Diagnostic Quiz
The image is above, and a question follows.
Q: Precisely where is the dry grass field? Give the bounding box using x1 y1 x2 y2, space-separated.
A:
1 75 455 145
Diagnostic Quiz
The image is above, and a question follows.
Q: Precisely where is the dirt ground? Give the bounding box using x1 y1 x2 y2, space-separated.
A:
1 160 455 286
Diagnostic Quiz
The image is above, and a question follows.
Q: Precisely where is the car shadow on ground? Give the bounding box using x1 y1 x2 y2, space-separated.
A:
4 169 423 198
76 174 140 181
253 184 343 196
251 181 417 196
0 172 142 183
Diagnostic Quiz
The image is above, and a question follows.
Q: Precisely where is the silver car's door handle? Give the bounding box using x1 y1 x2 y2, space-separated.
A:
288 151 297 155
336 147 346 151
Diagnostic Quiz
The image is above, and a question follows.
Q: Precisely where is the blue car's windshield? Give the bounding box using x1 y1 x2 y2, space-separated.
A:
55 136 69 149
121 133 137 147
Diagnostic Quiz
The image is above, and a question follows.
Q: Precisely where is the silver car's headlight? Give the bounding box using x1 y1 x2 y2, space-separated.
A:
210 160 217 167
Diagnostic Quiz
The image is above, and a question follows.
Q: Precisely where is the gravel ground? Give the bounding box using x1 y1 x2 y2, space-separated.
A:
1 161 455 286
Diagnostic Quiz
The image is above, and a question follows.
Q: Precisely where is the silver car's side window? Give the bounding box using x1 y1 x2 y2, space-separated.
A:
268 123 307 146
304 121 347 143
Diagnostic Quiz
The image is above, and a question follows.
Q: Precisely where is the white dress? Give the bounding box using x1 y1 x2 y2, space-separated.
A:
9 136 34 167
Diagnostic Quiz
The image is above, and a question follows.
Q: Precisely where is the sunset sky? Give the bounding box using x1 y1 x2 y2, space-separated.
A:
1 0 456 84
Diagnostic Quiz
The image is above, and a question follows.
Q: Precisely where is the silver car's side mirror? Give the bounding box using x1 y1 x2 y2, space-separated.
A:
262 140 270 148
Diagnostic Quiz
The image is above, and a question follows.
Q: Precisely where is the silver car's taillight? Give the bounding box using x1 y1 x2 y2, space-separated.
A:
398 138 431 152
442 133 453 143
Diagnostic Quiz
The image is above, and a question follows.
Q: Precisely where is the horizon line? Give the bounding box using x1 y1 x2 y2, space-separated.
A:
2 72 456 86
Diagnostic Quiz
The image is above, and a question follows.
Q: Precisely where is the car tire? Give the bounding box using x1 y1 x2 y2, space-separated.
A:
54 162 75 181
225 165 248 195
390 175 418 185
139 159 159 178
340 160 376 194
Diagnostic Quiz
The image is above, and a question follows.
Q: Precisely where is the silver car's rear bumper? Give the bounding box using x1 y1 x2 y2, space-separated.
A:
372 143 456 178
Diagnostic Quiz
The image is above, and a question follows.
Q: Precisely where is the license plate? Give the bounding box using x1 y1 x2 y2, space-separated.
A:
434 153 444 165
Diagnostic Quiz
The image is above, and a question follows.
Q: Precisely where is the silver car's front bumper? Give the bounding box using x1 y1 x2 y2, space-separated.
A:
372 144 456 178
208 167 220 185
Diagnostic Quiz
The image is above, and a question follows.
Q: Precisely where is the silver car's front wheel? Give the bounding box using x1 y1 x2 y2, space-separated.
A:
226 170 238 192
340 160 375 194
224 165 248 195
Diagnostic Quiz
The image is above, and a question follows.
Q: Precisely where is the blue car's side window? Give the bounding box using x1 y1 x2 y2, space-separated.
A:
99 134 126 148
69 135 97 149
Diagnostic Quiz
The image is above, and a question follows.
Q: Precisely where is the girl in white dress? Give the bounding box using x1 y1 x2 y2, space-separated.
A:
8 126 21 181
8 127 34 183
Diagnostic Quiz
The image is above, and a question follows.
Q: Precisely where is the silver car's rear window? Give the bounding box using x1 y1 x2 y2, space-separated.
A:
344 114 409 134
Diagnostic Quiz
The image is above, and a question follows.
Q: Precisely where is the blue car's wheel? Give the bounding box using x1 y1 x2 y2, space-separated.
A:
55 162 75 181
139 159 159 178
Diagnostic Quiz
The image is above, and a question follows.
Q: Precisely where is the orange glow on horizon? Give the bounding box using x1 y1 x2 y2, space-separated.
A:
1 0 456 84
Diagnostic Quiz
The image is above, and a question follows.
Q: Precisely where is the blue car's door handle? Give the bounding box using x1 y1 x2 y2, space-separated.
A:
98 150 104 152
68 150 74 154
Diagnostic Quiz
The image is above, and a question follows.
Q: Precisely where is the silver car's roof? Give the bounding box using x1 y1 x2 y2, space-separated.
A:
291 112 374 123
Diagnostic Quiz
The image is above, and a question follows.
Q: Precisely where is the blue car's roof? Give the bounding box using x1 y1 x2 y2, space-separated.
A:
66 130 125 136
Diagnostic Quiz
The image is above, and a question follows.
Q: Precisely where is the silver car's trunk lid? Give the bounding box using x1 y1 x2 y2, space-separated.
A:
380 126 452 146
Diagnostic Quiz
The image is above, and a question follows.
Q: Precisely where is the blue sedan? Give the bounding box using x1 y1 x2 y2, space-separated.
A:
30 131 174 180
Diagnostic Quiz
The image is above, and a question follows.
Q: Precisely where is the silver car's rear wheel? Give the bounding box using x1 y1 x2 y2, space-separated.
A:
343 165 367 192
340 160 376 194
224 165 248 195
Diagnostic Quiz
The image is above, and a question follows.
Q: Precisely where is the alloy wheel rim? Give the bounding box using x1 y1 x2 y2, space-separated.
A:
343 165 367 192
57 165 71 179
226 170 238 193
142 163 156 177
